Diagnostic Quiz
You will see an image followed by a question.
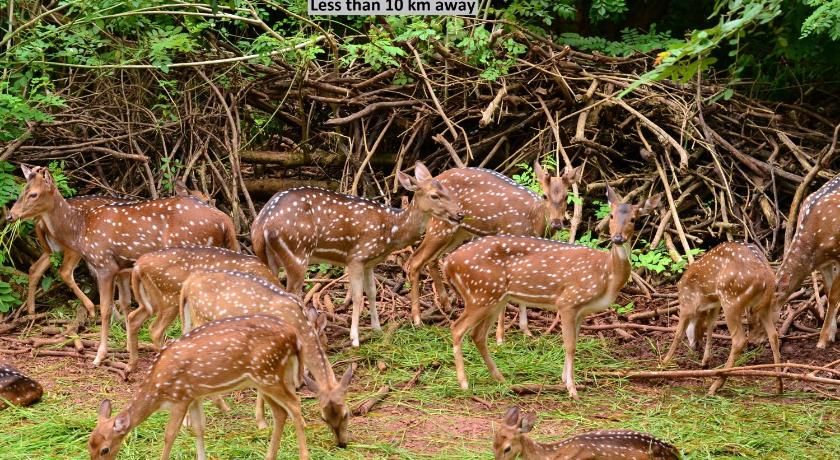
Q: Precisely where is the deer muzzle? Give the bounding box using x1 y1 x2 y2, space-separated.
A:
611 235 626 244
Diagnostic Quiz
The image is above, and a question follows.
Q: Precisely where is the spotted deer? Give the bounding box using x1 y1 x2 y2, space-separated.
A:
0 364 43 409
180 269 351 446
494 407 680 460
88 315 308 460
126 246 278 373
7 165 238 365
25 195 135 316
663 242 782 395
251 162 463 347
406 163 582 341
443 186 660 399
776 174 840 349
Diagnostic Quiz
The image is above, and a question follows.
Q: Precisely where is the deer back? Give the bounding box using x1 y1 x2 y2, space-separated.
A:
546 430 680 460
36 195 134 252
679 242 774 305
132 246 276 316
0 364 43 409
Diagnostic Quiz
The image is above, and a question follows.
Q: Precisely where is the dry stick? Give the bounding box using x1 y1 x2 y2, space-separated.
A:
351 365 427 416
351 112 396 195
581 322 730 340
809 359 840 378
407 43 458 140
610 97 689 171
595 365 840 385
627 301 679 321
325 100 417 126
783 122 840 251
650 153 694 264
432 133 465 168
479 80 507 128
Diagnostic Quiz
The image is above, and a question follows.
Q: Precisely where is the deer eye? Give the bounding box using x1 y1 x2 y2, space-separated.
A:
100 447 110 456
28 192 38 199
429 194 440 200
503 445 511 453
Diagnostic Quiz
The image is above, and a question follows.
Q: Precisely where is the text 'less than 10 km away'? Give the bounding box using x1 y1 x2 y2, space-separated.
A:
309 0 477 15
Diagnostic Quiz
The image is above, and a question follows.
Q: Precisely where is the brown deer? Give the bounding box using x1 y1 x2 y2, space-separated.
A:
776 174 840 349
0 363 43 409
126 246 278 373
26 195 134 316
494 407 680 460
7 165 238 366
88 315 308 460
406 164 582 340
443 186 659 399
663 242 782 395
179 269 352 446
251 162 463 347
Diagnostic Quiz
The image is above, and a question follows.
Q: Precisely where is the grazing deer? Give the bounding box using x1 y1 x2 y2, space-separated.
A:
443 186 659 399
26 195 134 316
776 174 840 349
7 165 238 366
126 246 277 373
406 163 582 340
251 162 463 347
180 269 352 446
0 364 43 409
173 178 214 205
88 315 308 460
663 242 782 395
494 407 680 460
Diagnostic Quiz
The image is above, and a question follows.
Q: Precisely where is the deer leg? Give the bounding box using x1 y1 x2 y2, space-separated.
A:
407 238 442 326
818 266 840 349
264 390 309 460
559 310 581 401
472 309 505 383
58 249 98 317
255 393 268 429
363 267 381 332
495 309 505 344
348 263 366 347
709 300 749 395
518 305 532 337
149 306 179 350
126 306 151 374
700 306 719 368
93 272 116 366
760 304 784 394
262 396 288 460
451 301 485 390
112 274 131 325
188 401 207 460
662 313 689 365
160 402 189 460
26 251 52 315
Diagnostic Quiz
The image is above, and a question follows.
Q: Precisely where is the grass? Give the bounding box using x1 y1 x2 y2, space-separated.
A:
2 325 839 459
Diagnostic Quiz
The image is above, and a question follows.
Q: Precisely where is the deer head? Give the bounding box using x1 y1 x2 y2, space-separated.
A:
397 162 463 225
304 366 353 448
493 406 536 460
7 165 57 222
606 185 661 245
535 162 582 232
88 400 129 460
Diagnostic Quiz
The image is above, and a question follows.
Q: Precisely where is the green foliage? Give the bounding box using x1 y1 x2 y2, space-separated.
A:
560 26 684 57
341 28 406 71
0 276 21 313
159 157 182 193
631 243 704 275
47 161 76 198
493 0 576 27
589 0 629 23
592 199 611 220
800 0 840 39
0 161 22 208
612 300 634 315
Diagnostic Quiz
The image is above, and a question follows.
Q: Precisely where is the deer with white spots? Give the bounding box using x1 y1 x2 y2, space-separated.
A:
179 269 352 447
443 186 660 399
88 315 308 460
251 162 463 347
0 363 43 410
24 195 134 317
776 174 840 349
7 165 239 366
494 407 680 460
663 242 782 395
406 163 582 341
126 246 278 373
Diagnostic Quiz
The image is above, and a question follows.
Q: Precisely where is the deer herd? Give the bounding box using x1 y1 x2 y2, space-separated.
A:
4 159 839 460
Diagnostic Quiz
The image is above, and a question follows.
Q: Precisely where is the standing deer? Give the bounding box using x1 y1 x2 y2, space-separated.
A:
406 164 582 341
494 407 680 460
126 246 278 373
179 269 352 446
7 165 238 365
776 174 840 349
251 162 463 347
663 242 782 395
88 315 309 460
0 363 43 409
443 186 660 399
26 195 134 316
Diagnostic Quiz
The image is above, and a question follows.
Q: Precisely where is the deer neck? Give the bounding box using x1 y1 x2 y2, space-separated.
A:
40 191 85 252
776 236 814 300
605 243 632 294
387 200 430 250
531 199 549 237
117 389 162 435
520 436 557 459
302 337 338 388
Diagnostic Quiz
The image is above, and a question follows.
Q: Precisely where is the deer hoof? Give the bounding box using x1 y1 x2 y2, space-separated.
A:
459 380 469 390
256 420 269 430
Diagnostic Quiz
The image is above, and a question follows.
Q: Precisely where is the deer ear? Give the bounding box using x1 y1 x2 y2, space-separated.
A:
606 184 621 206
563 165 583 183
303 373 320 393
637 193 662 216
519 413 536 433
315 311 328 334
414 162 433 182
21 165 34 180
113 413 130 434
41 168 54 189
397 171 418 191
98 399 113 421
502 406 520 426
339 365 354 390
